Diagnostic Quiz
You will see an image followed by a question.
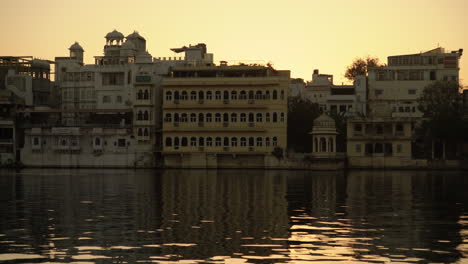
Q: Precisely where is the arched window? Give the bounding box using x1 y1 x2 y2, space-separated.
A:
231 137 238 147
165 113 172 122
174 113 180 122
138 128 143 136
95 137 101 146
181 137 188 146
166 91 172 101
206 113 212 122
144 90 149 100
223 91 229 100
240 90 247 100
248 90 254 100
240 113 247 122
231 91 238 100
198 113 204 122
248 137 254 147
215 137 222 147
215 91 221 100
190 113 197 122
273 90 278 100
174 137 180 147
280 112 285 122
174 91 180 100
248 113 254 122
181 91 188 100
256 137 263 147
206 137 213 146
223 137 229 147
206 91 212 100
273 137 278 147
223 113 229 122
190 91 197 100
280 90 284 99
255 90 262 100
199 137 205 147
256 113 262 122
265 137 270 147
138 90 143 100
190 137 197 146
231 113 237 122
240 137 247 147
266 113 270 122
181 113 187 122
137 111 143 120
143 111 149 120
198 91 204 100
165 137 172 147
265 90 270 99
320 137 327 152
273 112 278 122
215 113 221 122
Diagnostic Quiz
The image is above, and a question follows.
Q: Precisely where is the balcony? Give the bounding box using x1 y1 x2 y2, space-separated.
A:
163 121 266 132
162 99 271 109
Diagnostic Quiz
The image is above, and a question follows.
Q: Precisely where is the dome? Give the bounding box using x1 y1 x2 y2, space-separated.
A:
69 42 84 51
106 30 124 39
121 40 135 50
310 113 337 135
126 31 145 40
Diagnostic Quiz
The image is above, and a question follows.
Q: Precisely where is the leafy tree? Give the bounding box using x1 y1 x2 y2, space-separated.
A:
344 56 380 81
415 81 466 159
287 96 320 153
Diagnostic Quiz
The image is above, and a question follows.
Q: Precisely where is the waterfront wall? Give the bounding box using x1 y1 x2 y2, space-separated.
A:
163 153 345 170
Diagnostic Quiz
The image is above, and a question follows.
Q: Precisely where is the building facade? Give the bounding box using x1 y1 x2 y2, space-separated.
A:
346 117 427 168
303 69 367 116
162 64 290 168
367 47 463 118
21 30 199 168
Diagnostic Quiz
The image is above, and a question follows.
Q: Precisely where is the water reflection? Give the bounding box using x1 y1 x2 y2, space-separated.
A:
0 169 466 263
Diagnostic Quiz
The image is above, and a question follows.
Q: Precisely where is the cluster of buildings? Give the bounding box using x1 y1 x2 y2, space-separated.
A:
0 30 466 169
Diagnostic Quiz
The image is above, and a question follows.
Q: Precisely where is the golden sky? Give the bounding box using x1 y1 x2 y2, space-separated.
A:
1 0 467 85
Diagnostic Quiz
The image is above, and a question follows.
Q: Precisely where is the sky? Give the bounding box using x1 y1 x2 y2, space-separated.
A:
1 0 468 85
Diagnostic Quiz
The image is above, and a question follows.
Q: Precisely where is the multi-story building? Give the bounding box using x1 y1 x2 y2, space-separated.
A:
346 117 427 168
21 30 200 168
303 69 367 116
162 64 290 168
0 56 54 166
367 47 463 118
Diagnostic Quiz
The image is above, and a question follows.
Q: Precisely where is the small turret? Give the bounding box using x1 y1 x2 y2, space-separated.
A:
69 42 84 64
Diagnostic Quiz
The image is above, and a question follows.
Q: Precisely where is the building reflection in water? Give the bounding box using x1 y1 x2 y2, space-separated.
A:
0 169 466 263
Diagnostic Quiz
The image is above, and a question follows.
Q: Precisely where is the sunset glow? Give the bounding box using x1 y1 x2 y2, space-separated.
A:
1 0 467 84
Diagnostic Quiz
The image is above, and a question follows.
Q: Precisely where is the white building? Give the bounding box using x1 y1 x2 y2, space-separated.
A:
367 47 463 118
21 30 214 168
303 69 367 116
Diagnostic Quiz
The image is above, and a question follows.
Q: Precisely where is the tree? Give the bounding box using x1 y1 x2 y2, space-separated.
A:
415 81 466 159
344 56 380 81
287 96 320 153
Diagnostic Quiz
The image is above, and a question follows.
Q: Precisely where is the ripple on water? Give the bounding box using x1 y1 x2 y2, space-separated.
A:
0 253 46 261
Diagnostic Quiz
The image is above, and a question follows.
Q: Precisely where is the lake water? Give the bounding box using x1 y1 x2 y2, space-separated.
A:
0 169 467 263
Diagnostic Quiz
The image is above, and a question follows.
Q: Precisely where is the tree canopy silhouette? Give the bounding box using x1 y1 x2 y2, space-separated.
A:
344 56 380 81
287 96 320 153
